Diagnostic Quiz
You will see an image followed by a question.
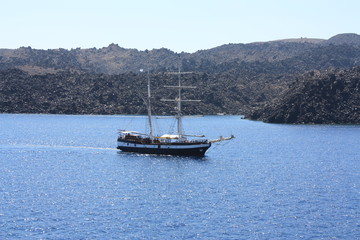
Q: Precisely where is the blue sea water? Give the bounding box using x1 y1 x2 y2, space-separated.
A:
0 114 359 239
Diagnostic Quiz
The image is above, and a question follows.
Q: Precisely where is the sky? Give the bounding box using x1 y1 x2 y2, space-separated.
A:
1 0 359 53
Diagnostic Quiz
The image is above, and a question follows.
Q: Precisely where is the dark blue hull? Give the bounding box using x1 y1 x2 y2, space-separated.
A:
117 141 211 156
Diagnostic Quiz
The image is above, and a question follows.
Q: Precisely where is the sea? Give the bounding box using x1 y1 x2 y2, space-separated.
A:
0 114 359 239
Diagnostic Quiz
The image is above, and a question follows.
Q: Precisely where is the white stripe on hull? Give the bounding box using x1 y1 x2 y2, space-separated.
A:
117 141 211 149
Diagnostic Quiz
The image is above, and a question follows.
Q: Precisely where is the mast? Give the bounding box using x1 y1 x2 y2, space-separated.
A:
161 67 200 142
146 52 153 139
176 66 183 140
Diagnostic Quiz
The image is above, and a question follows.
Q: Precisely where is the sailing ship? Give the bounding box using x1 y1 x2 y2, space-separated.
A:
117 68 234 157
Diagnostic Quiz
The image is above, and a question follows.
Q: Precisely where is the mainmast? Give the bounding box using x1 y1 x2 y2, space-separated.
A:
146 52 153 139
176 66 183 140
162 67 199 142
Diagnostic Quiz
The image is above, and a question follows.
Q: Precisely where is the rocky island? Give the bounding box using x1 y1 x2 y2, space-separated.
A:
1 33 360 124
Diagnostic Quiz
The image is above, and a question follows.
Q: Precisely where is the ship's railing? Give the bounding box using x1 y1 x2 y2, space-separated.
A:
118 133 209 145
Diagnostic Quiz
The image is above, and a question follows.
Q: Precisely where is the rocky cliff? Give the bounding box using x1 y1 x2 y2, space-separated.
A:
248 67 360 124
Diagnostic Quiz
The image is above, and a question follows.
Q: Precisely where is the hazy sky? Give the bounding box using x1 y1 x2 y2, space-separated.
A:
1 0 359 52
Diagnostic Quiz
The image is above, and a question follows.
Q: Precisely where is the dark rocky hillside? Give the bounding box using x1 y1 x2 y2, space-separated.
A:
0 69 261 115
1 33 360 76
324 33 360 46
1 33 360 123
248 67 360 124
0 45 184 75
